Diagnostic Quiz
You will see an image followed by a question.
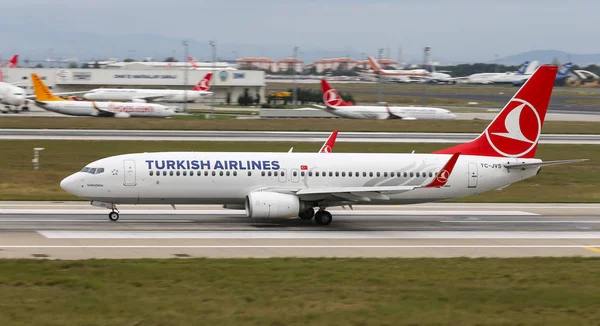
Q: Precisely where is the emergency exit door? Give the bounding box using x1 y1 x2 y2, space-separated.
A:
468 163 478 188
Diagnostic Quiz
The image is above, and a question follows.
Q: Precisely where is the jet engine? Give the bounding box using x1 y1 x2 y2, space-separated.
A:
245 192 304 218
114 112 131 118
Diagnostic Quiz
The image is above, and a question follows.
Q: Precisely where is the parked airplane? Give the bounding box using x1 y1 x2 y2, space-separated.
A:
31 73 175 118
459 61 531 84
59 65 583 224
81 73 213 103
512 62 573 86
188 57 237 71
319 80 456 120
492 61 542 85
366 56 430 83
0 55 27 113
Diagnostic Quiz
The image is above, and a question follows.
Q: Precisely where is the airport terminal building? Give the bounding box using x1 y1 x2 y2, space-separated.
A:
4 68 266 106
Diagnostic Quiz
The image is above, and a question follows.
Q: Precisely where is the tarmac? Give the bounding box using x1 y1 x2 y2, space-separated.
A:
1 202 600 259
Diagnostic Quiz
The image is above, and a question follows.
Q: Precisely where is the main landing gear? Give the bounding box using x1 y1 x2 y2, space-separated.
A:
299 207 332 225
108 209 120 221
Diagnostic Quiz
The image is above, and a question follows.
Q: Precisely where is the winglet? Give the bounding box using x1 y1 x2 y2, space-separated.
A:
319 130 338 153
31 73 66 101
192 73 213 91
423 153 460 188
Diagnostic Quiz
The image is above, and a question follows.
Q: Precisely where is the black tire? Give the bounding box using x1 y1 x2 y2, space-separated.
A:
108 212 119 221
314 210 332 225
299 207 315 220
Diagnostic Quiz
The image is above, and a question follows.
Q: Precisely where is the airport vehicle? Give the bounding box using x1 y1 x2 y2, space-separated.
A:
31 73 175 118
81 73 213 103
0 55 27 113
319 80 456 120
60 65 583 225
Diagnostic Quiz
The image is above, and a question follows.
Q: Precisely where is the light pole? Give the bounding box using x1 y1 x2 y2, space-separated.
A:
377 48 383 104
292 46 299 109
182 40 189 113
423 46 431 105
209 40 216 118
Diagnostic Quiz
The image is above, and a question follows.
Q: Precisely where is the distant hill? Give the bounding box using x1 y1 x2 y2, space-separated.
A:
495 50 600 66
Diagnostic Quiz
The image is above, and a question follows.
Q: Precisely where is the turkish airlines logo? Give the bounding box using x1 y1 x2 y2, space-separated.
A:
321 145 332 153
485 98 541 157
436 169 449 183
198 79 209 91
323 89 342 107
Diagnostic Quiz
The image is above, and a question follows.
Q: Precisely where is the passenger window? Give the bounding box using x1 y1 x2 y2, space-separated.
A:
369 172 373 177
226 171 230 176
335 172 339 177
311 172 314 177
149 171 154 176
248 171 252 176
403 172 407 177
190 172 194 177
274 171 278 177
376 172 380 177
429 172 433 177
384 172 388 177
416 172 420 177
293 171 297 177
197 171 201 176
363 172 367 177
176 171 180 176
205 171 209 176
315 172 319 177
219 171 224 176
170 171 174 176
88 168 97 174
329 172 333 177
410 172 413 177
301 171 305 177
212 171 216 176
268 171 272 177
183 171 187 176
390 172 395 177
163 171 167 176
262 171 265 176
234 171 238 176
281 171 285 177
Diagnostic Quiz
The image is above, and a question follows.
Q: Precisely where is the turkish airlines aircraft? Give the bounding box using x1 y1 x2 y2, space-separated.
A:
60 65 585 224
0 55 27 113
31 74 175 118
319 80 456 120
81 73 213 103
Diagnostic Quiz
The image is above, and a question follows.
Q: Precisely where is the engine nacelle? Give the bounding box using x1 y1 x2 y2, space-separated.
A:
245 192 303 218
114 112 131 118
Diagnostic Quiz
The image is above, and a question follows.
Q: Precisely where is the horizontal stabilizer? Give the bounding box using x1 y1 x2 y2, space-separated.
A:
504 159 588 169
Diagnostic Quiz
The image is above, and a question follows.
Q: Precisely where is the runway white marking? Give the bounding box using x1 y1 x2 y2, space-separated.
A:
0 245 599 249
38 231 600 239
0 209 538 216
441 220 600 223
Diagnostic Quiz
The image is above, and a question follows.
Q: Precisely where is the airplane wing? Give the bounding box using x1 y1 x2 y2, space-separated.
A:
129 95 169 103
504 159 588 170
267 153 460 203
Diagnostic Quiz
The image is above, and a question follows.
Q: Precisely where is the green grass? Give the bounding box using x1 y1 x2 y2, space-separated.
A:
1 140 598 202
1 117 599 134
1 258 600 325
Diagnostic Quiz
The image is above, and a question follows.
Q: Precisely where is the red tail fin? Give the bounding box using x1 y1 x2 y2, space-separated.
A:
7 55 18 68
192 73 212 91
367 56 382 73
424 153 460 188
188 56 199 69
434 65 558 158
319 130 338 153
320 80 353 107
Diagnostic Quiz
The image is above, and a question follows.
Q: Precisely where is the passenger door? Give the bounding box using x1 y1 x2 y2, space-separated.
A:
468 163 478 188
123 160 137 186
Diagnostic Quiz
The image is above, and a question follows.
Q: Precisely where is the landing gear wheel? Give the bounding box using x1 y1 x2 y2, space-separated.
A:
108 211 120 221
314 210 332 225
299 207 315 220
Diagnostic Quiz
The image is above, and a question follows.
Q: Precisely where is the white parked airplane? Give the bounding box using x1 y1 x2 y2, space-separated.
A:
81 73 213 103
319 80 456 120
0 55 27 113
60 65 585 224
31 74 175 118
459 61 531 84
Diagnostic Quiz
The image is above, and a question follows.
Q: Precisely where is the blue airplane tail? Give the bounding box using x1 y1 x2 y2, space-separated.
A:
557 62 573 79
516 61 530 75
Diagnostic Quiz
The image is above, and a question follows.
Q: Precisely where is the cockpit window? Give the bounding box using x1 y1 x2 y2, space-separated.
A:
96 168 104 174
88 168 97 174
81 167 90 172
80 167 104 174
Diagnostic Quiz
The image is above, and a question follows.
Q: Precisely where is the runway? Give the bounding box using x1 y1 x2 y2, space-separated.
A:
2 129 599 144
1 202 600 259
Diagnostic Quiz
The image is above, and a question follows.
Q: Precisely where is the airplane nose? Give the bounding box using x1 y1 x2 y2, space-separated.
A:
60 174 80 195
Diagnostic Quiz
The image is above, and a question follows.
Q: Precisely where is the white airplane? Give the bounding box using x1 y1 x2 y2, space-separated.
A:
0 55 27 113
31 73 175 118
366 56 430 83
60 65 585 224
492 61 540 85
319 80 456 120
459 61 531 84
81 73 213 103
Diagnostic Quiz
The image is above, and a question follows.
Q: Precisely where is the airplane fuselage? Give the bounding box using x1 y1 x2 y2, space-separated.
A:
0 82 26 106
83 89 210 103
37 101 174 118
60 152 540 206
325 105 457 120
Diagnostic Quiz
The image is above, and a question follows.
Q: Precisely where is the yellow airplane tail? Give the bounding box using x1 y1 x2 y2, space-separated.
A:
31 73 65 101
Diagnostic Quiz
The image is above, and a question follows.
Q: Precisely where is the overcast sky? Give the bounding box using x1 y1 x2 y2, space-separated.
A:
1 0 598 62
